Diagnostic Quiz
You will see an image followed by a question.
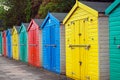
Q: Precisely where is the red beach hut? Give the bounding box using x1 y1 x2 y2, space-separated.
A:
27 19 43 67
2 31 7 57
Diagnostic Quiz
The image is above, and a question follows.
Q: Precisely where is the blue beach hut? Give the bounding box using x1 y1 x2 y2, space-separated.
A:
6 29 12 58
41 12 67 74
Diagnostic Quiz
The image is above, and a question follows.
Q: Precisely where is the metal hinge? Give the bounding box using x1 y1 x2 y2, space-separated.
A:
79 61 82 66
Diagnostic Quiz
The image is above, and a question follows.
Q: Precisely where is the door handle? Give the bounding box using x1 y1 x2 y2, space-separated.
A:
29 44 34 46
29 44 37 46
45 44 56 47
13 44 17 46
20 44 25 46
69 44 90 50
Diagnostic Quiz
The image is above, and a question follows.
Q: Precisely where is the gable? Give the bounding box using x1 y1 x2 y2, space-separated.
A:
41 13 59 29
27 19 39 32
109 4 120 17
12 27 15 34
6 30 10 36
12 27 18 35
0 32 2 37
19 25 24 33
2 31 6 37
63 1 98 24
19 24 26 33
105 0 120 15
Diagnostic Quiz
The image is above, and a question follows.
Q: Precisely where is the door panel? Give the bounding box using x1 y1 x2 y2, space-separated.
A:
0 36 2 54
23 32 27 62
13 34 16 59
12 35 15 59
44 23 58 71
20 32 23 60
8 34 12 58
29 29 34 65
33 25 40 67
36 28 40 66
72 20 81 79
45 25 51 69
50 25 55 71
14 34 19 60
43 25 49 69
3 33 6 56
54 24 60 72
66 23 73 77
23 32 25 61
68 19 89 80
20 32 26 61
29 24 40 67
33 28 35 66
30 30 32 64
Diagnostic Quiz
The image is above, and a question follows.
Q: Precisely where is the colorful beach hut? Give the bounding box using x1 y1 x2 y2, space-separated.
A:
41 13 66 74
63 1 110 80
19 23 29 62
27 19 43 67
0 32 2 55
105 0 120 80
6 29 12 58
12 26 20 60
2 30 7 57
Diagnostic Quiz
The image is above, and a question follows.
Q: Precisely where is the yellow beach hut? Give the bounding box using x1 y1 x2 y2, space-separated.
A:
12 26 20 60
63 1 111 80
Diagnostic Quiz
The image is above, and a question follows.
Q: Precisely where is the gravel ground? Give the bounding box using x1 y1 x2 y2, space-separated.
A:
0 56 72 80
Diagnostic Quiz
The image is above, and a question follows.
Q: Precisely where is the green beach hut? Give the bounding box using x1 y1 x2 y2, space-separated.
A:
0 32 2 55
106 0 120 80
19 23 29 62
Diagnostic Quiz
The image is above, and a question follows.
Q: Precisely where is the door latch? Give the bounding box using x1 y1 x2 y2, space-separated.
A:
69 44 91 50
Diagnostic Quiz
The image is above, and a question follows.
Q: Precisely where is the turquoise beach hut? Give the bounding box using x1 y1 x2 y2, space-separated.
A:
106 0 120 80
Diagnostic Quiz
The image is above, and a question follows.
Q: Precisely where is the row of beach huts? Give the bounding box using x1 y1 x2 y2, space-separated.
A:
0 0 120 80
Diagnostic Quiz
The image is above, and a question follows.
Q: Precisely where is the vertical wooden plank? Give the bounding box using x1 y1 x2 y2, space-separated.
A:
98 16 109 80
60 24 66 74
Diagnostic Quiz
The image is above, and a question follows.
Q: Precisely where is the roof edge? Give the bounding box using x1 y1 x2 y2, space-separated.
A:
27 19 34 31
63 1 98 24
105 0 120 15
41 13 50 29
41 12 59 29
19 24 24 33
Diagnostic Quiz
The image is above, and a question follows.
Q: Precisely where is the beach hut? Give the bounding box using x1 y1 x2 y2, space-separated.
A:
2 30 7 57
19 23 29 62
105 1 120 80
6 29 12 58
12 26 20 60
41 13 66 74
63 1 110 80
0 32 2 55
27 19 43 67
